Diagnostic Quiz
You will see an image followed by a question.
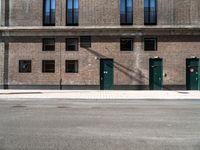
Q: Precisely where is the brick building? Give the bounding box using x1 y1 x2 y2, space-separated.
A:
0 0 200 90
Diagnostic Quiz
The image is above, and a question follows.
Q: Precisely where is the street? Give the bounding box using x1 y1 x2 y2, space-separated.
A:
0 98 200 150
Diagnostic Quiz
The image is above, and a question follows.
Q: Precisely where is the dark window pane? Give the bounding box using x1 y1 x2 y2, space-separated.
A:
19 60 32 73
42 60 55 73
43 0 55 26
120 0 133 25
43 38 55 51
65 60 78 73
66 0 79 26
80 36 91 48
120 38 133 51
144 0 157 25
144 38 157 51
66 38 78 51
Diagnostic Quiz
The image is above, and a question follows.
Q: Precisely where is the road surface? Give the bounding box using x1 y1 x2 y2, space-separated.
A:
0 98 200 150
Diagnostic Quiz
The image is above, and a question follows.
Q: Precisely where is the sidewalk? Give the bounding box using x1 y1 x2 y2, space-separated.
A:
0 90 200 100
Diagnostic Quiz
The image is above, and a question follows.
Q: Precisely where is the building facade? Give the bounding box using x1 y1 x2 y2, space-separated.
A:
0 0 200 90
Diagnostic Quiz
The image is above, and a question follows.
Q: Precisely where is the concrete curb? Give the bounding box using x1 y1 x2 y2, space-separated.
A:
0 90 200 100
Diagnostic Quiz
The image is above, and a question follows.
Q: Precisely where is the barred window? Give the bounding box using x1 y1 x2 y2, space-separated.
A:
120 38 133 51
66 38 79 51
144 38 157 51
19 60 32 73
65 60 78 73
42 60 55 73
43 38 55 51
80 36 91 48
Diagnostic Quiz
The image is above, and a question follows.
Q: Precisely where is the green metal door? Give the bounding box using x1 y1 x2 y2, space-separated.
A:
100 59 114 90
186 58 199 90
149 58 163 90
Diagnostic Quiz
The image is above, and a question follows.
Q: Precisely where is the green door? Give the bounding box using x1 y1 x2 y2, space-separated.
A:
100 59 114 90
186 58 199 90
149 58 163 90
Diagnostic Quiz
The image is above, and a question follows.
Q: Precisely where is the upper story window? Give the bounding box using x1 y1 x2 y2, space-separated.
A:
66 0 79 26
120 0 133 25
144 0 157 25
43 0 56 26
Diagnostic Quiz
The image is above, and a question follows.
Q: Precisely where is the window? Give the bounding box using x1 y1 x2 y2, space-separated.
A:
43 38 55 51
19 60 32 73
80 36 91 48
42 60 55 73
120 38 133 51
120 0 133 25
65 60 78 73
43 0 56 26
144 0 157 25
66 0 79 26
66 38 78 51
144 38 157 51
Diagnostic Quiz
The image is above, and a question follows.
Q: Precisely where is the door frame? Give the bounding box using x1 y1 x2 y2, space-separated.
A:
149 58 163 90
100 58 114 90
186 58 200 90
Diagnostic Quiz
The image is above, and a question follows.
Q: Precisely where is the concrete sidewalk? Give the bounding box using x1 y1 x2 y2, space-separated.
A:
0 90 200 100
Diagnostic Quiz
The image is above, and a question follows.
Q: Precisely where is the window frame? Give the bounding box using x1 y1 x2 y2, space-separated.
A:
43 38 55 51
120 38 133 51
19 60 32 73
43 0 56 26
144 0 157 25
42 60 55 73
144 38 157 51
80 36 91 48
65 60 79 73
66 0 79 26
120 0 133 25
66 38 79 51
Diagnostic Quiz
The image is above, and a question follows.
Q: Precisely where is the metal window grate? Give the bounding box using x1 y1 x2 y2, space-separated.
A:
42 60 55 73
66 38 79 51
43 38 55 51
120 38 133 51
19 60 32 73
80 36 91 48
65 60 78 73
144 38 157 51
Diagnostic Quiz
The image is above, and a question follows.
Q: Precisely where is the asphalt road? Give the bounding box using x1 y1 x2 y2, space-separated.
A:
0 99 200 150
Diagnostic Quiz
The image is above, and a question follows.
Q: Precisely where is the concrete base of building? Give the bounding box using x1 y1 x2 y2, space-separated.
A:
5 85 186 90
